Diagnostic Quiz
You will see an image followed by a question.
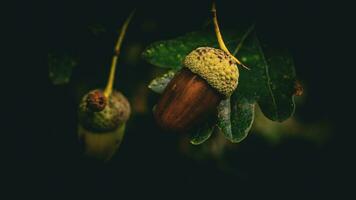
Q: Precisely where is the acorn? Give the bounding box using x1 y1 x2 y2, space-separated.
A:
154 2 247 133
78 89 130 161
154 47 239 132
77 11 133 161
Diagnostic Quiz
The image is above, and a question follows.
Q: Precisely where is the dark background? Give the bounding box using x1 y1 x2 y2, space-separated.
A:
5 0 354 199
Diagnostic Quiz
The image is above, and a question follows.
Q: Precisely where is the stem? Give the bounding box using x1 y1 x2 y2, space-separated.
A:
211 2 249 70
104 10 136 98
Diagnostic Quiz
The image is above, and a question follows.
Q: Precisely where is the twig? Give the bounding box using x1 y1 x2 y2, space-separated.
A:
104 9 136 98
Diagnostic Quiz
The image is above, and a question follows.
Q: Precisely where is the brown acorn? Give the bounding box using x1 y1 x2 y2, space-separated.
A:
154 47 239 132
154 2 247 133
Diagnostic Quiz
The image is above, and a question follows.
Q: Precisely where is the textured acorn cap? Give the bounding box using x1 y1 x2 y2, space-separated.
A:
183 47 239 97
78 89 131 132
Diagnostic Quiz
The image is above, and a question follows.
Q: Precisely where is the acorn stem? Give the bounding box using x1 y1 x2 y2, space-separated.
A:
211 2 249 70
104 10 135 98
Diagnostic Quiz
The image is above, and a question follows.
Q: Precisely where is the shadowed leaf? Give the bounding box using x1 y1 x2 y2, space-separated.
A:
190 118 216 145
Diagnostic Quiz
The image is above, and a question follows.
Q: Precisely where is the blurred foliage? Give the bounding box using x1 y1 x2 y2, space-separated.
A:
253 105 330 145
179 87 330 163
144 26 297 144
48 53 77 85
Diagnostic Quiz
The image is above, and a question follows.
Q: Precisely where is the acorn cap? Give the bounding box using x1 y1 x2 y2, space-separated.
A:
78 89 131 132
183 47 239 98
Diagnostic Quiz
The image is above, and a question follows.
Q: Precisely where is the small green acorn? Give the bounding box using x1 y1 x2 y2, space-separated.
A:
77 11 134 161
78 90 130 161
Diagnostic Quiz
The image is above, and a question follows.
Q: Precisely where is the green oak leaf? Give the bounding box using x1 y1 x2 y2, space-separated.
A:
144 27 297 144
256 39 296 121
236 32 296 121
216 96 255 143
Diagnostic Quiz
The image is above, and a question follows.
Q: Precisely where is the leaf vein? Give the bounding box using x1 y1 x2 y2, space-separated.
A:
256 38 279 120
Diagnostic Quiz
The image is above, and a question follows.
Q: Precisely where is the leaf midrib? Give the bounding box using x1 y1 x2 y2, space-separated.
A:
256 38 279 120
